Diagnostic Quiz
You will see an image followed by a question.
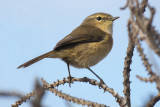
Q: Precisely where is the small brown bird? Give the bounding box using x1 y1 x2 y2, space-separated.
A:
18 13 119 85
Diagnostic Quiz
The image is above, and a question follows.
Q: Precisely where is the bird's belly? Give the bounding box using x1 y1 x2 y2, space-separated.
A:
63 41 112 68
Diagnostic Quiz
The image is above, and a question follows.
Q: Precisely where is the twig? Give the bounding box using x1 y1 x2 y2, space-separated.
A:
136 75 155 82
32 79 45 107
146 92 160 107
41 78 107 107
130 1 160 57
122 20 135 107
134 33 154 75
41 77 127 107
11 90 37 107
125 1 160 106
133 35 160 91
11 79 45 107
0 91 24 98
140 0 148 13
120 0 129 10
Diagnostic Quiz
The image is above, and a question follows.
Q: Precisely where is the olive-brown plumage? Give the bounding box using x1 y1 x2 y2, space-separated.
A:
17 13 119 85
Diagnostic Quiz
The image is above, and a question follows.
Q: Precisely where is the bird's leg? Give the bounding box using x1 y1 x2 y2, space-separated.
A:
67 63 72 87
87 68 105 85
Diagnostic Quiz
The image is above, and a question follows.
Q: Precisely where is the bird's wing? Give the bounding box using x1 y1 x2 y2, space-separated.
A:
54 25 107 51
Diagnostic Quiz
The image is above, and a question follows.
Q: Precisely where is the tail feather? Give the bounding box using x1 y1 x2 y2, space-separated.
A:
17 51 55 69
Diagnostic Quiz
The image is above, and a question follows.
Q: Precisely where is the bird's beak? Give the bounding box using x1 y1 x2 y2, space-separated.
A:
111 17 119 21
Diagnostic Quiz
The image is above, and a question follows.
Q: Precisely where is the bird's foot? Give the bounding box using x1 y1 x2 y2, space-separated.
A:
67 76 73 87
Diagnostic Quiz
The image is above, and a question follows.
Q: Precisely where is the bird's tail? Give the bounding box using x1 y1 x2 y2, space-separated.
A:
17 51 56 69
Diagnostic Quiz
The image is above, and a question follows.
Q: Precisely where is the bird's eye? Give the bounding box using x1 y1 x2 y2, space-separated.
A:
96 16 102 21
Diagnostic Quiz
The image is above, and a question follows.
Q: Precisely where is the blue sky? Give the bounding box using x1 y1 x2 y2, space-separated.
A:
0 0 160 107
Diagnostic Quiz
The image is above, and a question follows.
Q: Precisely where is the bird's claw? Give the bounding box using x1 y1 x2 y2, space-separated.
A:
67 76 73 87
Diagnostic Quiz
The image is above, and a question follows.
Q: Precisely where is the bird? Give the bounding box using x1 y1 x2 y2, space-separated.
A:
17 12 119 86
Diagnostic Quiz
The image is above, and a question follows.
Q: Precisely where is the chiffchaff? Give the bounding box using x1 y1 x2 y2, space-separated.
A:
18 13 119 86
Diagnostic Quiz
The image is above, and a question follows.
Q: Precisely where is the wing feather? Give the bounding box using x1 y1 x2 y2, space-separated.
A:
54 25 107 51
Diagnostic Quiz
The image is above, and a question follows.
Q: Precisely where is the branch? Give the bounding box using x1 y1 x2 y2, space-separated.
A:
122 1 160 106
0 91 24 98
130 1 160 57
122 0 160 57
11 90 37 107
136 75 155 82
120 0 129 10
41 78 108 107
133 31 154 75
11 79 45 107
41 77 127 107
146 92 160 107
32 79 45 107
140 0 148 13
122 20 135 107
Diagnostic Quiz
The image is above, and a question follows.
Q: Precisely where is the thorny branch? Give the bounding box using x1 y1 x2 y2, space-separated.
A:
122 20 135 107
32 79 45 107
134 33 154 75
11 80 45 107
121 0 160 106
12 90 37 107
42 77 126 107
11 77 127 107
132 1 160 57
41 78 107 107
131 14 160 91
121 0 160 56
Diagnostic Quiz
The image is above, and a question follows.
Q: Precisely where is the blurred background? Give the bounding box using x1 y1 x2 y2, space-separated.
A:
0 0 160 107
